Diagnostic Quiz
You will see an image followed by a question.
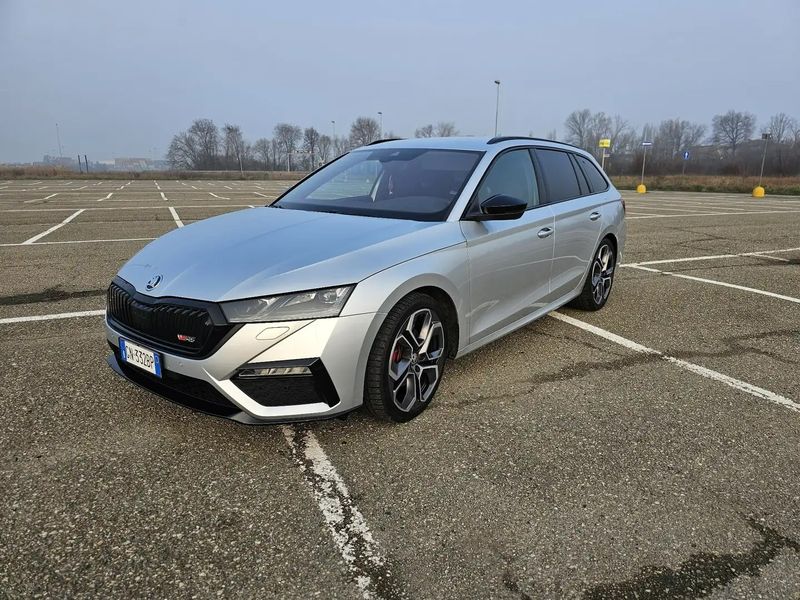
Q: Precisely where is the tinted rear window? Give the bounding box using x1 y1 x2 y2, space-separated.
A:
575 155 609 194
535 149 581 202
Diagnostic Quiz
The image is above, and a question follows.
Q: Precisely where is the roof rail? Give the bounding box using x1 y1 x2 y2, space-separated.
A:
366 138 404 146
487 136 580 149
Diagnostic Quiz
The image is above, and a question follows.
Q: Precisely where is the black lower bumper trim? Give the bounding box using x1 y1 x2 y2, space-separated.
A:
107 349 352 425
107 350 269 425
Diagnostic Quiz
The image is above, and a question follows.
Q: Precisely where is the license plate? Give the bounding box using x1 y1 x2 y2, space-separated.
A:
119 338 162 378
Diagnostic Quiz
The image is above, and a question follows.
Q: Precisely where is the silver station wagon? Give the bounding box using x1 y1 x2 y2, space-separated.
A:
106 136 625 423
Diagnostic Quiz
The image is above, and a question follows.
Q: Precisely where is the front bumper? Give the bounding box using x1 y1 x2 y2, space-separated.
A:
105 311 379 423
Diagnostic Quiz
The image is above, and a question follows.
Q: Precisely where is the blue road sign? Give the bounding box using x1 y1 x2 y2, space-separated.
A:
683 151 690 160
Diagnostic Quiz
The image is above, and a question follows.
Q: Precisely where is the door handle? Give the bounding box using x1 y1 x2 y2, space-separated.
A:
537 227 553 239
589 212 601 221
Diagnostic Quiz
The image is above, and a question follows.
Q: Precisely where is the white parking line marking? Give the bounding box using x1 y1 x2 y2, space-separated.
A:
22 209 85 244
23 193 59 204
626 247 800 267
551 312 799 413
282 426 400 599
757 254 791 262
0 204 251 213
209 192 229 200
168 206 183 227
0 237 156 247
627 209 800 220
97 192 113 202
625 265 800 304
626 205 735 214
0 309 105 325
253 192 270 198
160 191 168 201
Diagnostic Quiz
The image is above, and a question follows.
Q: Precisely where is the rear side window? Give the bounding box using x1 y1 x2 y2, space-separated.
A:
534 149 581 203
574 155 609 194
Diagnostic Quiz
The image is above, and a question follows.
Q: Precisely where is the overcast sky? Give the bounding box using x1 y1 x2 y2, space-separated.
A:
1 0 798 162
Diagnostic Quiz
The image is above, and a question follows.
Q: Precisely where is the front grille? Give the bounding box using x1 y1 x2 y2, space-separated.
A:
107 278 236 358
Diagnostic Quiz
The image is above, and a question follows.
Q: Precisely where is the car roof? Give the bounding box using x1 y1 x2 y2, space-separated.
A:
353 136 586 155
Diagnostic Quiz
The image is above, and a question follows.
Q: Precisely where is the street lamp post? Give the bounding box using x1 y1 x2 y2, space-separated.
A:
378 112 383 139
331 120 336 141
638 141 652 193
493 80 501 136
758 132 772 187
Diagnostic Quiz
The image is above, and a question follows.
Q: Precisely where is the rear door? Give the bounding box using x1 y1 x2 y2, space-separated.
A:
533 148 603 300
460 149 555 344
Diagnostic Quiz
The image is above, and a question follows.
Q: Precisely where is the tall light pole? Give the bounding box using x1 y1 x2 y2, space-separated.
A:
55 122 63 158
493 80 501 136
331 120 336 141
758 132 772 187
378 111 383 139
638 141 652 193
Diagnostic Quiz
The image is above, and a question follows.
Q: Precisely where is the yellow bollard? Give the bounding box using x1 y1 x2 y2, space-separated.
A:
636 184 647 194
752 186 765 198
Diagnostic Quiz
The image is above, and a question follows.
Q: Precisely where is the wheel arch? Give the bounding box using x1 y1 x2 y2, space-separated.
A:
406 285 460 358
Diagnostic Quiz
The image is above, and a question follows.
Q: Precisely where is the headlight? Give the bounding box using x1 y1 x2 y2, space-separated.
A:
221 286 354 323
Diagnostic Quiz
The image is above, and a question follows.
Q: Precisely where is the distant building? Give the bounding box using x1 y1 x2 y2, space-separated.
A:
42 155 77 168
114 157 150 170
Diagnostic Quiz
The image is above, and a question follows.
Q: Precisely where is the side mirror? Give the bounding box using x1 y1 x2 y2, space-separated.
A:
472 194 527 221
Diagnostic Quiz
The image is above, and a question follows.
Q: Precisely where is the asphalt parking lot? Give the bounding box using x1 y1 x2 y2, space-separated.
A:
1 179 799 599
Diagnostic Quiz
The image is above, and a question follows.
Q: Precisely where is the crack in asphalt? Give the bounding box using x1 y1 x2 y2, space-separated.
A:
582 517 800 599
0 287 106 306
672 328 800 367
441 324 798 410
444 352 661 409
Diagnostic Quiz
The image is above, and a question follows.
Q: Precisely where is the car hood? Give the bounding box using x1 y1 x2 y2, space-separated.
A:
117 207 464 301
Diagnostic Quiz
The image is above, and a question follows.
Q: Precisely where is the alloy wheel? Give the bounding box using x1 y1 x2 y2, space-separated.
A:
387 308 445 412
591 243 615 304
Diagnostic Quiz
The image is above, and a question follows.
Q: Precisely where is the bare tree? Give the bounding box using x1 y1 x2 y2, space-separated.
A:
350 116 380 147
333 135 351 157
167 132 197 170
564 109 593 149
223 124 247 171
711 110 755 156
414 124 435 138
653 118 707 160
545 129 557 141
253 138 270 170
434 122 458 137
765 113 797 144
273 123 302 170
270 139 280 169
318 134 332 164
587 112 612 155
607 115 636 154
303 127 321 168
166 118 220 170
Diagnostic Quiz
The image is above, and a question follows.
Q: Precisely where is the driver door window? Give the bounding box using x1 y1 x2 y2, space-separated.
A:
476 149 539 209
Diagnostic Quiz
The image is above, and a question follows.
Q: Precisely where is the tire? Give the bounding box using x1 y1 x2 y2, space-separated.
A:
364 292 448 422
569 238 616 311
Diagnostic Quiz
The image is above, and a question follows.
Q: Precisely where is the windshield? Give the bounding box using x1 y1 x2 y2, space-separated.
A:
273 148 483 221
